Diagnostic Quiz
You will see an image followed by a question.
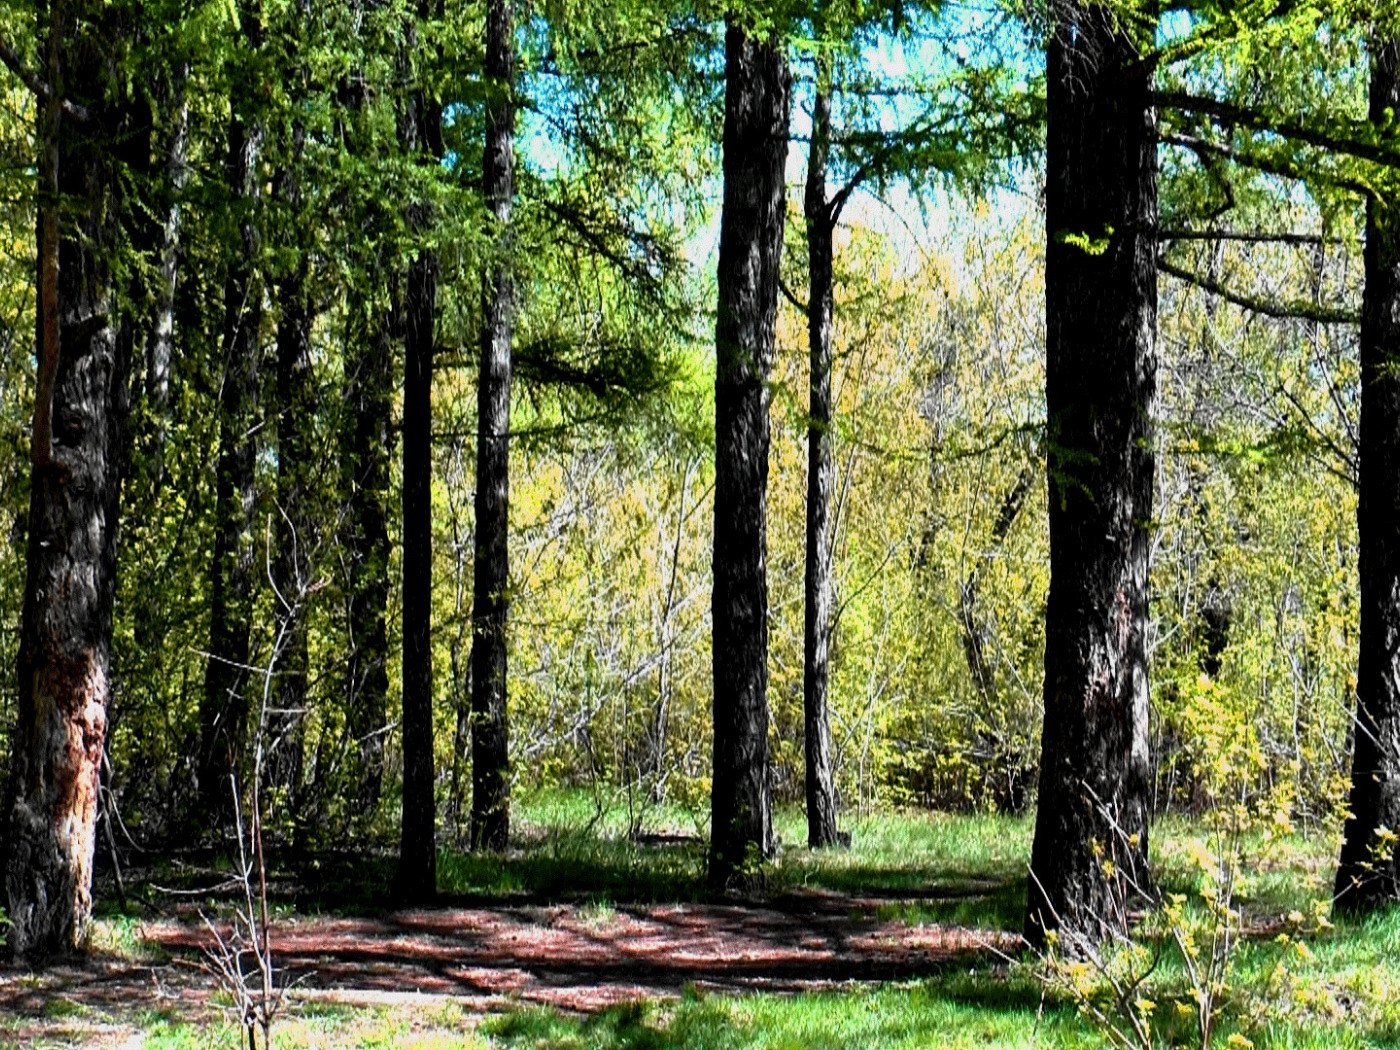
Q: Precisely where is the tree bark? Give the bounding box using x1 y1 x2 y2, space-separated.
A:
470 0 515 854
708 21 789 891
1026 0 1157 951
267 121 313 817
143 57 188 471
803 73 839 851
397 1 443 898
197 4 265 825
1334 37 1400 916
5 0 129 960
343 308 393 815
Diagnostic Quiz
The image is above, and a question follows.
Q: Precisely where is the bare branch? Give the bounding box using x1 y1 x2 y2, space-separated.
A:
1158 255 1360 325
778 277 809 317
1160 228 1342 246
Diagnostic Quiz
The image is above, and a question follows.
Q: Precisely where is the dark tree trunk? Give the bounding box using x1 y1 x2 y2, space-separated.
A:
397 7 443 896
267 124 313 814
469 0 515 853
1026 0 1157 951
197 7 265 825
708 21 789 891
1335 37 1400 916
333 33 391 818
5 0 129 960
399 245 437 894
803 76 839 851
343 308 393 816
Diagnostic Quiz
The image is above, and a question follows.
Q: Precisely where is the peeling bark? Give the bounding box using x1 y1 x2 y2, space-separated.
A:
5 0 129 960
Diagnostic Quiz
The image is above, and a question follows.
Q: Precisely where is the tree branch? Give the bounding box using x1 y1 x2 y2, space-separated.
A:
0 34 88 122
1161 132 1372 197
1160 229 1340 246
1157 255 1359 324
778 277 809 317
1156 89 1400 170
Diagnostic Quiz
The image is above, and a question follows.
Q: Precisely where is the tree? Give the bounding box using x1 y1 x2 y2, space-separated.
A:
196 0 265 825
139 54 189 475
398 0 443 900
337 14 395 822
795 0 1042 847
3 0 132 958
1334 32 1400 915
1026 0 1156 950
471 0 516 852
802 40 840 850
709 17 790 890
341 304 394 815
262 0 323 821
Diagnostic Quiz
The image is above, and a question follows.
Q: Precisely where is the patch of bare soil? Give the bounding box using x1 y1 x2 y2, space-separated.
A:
0 890 1021 1033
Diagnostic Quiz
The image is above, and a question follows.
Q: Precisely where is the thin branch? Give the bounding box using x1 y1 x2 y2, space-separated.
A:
1160 228 1342 246
779 277 809 317
1158 255 1360 324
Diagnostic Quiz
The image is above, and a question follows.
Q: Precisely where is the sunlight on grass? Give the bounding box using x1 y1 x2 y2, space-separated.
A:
135 1005 490 1049
437 788 1033 913
485 979 1093 1050
20 795 1400 1049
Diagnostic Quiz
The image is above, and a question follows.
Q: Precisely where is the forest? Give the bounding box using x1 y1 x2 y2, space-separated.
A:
2 0 1400 1046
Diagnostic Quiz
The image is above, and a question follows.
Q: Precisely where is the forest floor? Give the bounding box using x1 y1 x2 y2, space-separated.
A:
0 800 1391 1049
0 886 1021 1047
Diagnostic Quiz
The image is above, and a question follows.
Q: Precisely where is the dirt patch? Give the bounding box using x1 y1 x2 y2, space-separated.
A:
0 891 1021 1024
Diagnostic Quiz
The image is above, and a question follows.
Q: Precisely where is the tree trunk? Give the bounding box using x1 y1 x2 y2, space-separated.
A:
343 308 393 816
399 245 437 893
470 0 515 853
398 6 443 896
267 122 313 817
708 21 789 891
1026 0 1157 951
803 74 839 851
1334 37 1400 916
197 6 265 825
143 57 188 472
5 0 129 960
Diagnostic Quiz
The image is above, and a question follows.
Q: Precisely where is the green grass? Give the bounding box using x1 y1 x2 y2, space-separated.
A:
435 788 1034 915
39 791 1400 1048
484 978 1090 1050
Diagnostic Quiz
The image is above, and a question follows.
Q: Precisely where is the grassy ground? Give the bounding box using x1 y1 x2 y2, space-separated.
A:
8 792 1400 1049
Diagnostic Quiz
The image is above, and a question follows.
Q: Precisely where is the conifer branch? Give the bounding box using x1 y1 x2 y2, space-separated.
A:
1161 132 1372 197
1156 90 1400 169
